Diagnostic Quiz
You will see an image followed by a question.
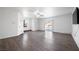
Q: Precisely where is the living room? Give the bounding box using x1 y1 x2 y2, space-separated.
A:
0 7 79 51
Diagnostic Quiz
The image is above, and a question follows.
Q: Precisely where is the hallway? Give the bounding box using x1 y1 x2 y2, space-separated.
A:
0 31 78 51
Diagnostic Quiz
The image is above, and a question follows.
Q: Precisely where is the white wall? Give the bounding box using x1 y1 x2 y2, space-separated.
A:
31 17 39 31
17 12 24 35
54 13 72 34
0 8 23 39
72 24 79 48
38 13 72 34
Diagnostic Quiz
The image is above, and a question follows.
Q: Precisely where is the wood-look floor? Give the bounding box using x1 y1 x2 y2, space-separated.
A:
0 31 79 51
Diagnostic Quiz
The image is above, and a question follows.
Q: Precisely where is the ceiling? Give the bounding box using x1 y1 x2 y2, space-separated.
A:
21 7 74 18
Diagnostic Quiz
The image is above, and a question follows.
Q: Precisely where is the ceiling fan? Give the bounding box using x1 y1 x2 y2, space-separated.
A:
34 10 44 18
